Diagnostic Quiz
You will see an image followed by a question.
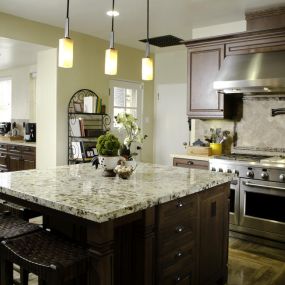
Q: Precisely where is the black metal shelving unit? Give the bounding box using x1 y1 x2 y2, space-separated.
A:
68 89 110 164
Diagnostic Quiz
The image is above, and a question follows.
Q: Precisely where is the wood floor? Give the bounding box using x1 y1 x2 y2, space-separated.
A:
14 237 285 285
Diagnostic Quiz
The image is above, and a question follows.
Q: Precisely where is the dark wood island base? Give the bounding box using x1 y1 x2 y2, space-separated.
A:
2 182 229 285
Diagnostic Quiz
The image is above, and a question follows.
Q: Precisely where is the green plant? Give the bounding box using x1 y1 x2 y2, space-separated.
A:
96 133 121 156
115 113 147 160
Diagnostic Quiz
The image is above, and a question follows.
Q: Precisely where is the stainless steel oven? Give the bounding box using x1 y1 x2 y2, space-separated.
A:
229 178 239 225
240 178 285 243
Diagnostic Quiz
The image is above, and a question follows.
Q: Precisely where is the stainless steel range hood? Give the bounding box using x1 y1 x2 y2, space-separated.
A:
213 51 285 94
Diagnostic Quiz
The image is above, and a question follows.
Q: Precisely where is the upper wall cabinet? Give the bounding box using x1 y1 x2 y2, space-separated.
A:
187 44 225 119
185 28 285 119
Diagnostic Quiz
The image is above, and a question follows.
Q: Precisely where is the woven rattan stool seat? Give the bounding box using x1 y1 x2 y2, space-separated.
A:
0 215 40 240
1 230 89 284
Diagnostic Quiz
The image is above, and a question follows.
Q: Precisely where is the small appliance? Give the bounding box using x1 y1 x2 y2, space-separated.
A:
24 123 36 142
0 122 11 135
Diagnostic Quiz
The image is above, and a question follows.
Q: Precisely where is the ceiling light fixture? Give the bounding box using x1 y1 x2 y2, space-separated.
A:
106 10 119 17
58 0 73 68
105 0 118 75
142 0 153 81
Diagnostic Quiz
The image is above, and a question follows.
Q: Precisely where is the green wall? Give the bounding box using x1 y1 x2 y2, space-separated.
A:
0 12 154 164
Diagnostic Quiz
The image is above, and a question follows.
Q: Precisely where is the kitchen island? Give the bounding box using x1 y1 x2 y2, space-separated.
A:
0 163 233 285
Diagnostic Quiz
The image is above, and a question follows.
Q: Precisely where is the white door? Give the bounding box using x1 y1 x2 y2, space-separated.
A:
154 83 189 165
109 80 144 160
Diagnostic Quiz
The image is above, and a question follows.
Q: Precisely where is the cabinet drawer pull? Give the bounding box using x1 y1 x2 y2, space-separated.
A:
175 275 182 282
175 225 184 233
187 160 194 165
175 251 183 258
176 201 183 208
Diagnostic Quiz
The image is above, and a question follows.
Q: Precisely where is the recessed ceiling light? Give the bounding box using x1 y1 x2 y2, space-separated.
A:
106 10 119 16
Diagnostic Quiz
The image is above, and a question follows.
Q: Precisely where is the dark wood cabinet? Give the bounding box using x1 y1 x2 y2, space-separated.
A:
187 44 225 118
198 185 229 285
0 143 36 171
173 157 209 170
185 27 285 119
156 183 230 285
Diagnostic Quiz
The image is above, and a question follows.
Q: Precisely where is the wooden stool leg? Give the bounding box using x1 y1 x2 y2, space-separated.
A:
1 259 13 285
20 268 29 285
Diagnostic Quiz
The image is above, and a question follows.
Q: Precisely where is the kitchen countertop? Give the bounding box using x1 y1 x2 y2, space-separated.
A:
0 137 36 147
0 163 232 223
171 153 213 161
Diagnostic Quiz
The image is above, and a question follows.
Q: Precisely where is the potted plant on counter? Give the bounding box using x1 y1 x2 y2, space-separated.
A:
96 132 121 177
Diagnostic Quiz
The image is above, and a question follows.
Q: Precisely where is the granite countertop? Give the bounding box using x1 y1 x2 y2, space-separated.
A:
0 163 233 223
171 154 213 161
0 137 36 147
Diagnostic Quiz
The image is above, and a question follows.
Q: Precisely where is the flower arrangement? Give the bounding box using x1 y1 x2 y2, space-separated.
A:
115 113 147 160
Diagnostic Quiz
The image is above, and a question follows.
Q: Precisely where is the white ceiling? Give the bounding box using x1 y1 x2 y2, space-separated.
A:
0 37 48 70
0 0 284 69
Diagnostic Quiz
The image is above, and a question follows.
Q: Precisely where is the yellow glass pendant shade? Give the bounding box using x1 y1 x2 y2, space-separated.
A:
58 37 73 68
105 48 118 75
142 57 153 81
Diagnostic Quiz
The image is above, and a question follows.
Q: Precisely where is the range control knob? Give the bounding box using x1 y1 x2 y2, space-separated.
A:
280 174 285 182
234 170 239 176
261 172 269 180
246 170 254 178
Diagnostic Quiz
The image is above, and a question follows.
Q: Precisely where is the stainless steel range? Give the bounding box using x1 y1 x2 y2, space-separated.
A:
209 154 285 248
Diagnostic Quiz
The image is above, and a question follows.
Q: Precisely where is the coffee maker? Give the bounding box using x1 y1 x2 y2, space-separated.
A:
24 123 36 142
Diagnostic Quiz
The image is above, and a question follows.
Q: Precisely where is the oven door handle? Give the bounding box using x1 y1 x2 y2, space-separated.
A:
243 181 285 191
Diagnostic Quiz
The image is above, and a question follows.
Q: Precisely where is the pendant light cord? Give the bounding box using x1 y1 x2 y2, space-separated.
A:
147 0 149 42
111 0 115 32
65 0 70 38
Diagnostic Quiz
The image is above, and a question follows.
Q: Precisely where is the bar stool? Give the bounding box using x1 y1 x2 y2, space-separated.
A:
0 212 41 284
0 200 41 221
1 229 89 285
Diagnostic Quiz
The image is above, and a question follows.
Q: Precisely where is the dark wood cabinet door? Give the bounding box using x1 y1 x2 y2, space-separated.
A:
9 155 22 172
187 44 225 118
226 33 285 56
199 185 229 285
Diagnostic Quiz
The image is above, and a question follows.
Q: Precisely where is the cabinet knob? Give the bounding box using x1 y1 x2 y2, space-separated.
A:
176 201 183 208
175 225 184 233
187 160 193 165
175 275 182 282
175 251 183 258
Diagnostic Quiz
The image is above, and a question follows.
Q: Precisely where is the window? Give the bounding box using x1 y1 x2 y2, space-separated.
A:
109 80 143 128
0 78 12 121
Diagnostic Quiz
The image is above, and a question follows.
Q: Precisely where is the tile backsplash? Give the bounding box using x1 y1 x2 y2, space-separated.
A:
194 96 285 152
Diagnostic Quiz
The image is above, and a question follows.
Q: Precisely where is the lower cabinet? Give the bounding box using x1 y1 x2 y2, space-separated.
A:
156 183 229 285
0 143 36 172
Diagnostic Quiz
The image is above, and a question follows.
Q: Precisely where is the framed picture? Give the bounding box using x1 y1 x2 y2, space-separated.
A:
73 102 83 113
85 149 95 158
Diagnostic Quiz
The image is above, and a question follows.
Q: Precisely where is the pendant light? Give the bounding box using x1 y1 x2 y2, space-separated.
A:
142 0 153 81
58 0 73 68
105 0 118 75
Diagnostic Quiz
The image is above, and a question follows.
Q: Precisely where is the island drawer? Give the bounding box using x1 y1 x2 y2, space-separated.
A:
157 195 197 229
159 258 195 285
0 143 8 152
158 227 197 257
158 240 196 269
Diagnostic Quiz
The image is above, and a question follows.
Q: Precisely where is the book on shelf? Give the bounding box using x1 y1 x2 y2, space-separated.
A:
83 96 97 113
69 119 81 137
71 141 84 159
